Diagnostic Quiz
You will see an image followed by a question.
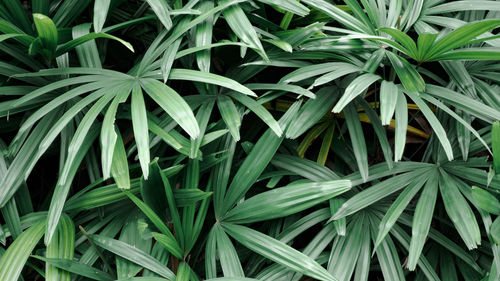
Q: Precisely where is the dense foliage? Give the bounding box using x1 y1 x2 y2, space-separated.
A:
1 0 500 280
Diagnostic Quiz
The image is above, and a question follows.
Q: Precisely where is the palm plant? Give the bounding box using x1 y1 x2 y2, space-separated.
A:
1 0 500 280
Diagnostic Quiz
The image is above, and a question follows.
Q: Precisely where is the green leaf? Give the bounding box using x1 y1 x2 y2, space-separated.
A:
111 129 130 190
374 226 406 281
194 1 214 73
328 218 366 280
407 169 439 271
386 52 425 92
220 102 301 215
257 0 310 16
56 32 134 55
34 256 114 281
151 232 183 259
344 103 369 182
220 129 282 215
46 126 100 245
101 86 130 179
416 33 438 61
46 214 74 281
168 69 257 97
493 121 500 174
280 62 356 84
93 0 111 32
141 78 200 139
0 220 46 281
245 83 316 99
374 178 426 252
153 161 184 250
116 213 152 279
426 85 500 123
262 38 293 52
380 80 399 126
221 1 267 60
287 87 339 139
405 91 454 161
217 95 241 141
332 169 428 220
89 233 176 279
221 223 337 281
379 27 418 59
0 111 60 207
492 217 500 244
33 13 58 54
123 191 182 258
176 262 190 281
310 64 361 89
329 199 346 236
139 161 167 219
223 180 351 223
439 169 481 249
227 91 282 137
161 39 182 82
301 0 370 33
131 83 150 178
433 48 500 61
272 154 340 181
3 0 32 33
173 189 212 207
427 19 500 60
389 224 440 281
72 23 102 67
332 74 380 113
214 224 245 277
146 0 172 29
206 277 259 281
147 119 184 152
472 186 500 215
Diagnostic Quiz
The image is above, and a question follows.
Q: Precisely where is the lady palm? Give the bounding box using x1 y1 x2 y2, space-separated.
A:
1 0 500 280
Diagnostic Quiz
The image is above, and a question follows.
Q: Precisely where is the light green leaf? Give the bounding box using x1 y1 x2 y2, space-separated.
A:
111 129 130 190
439 169 481 249
332 74 380 113
141 78 200 139
405 91 454 161
146 0 173 30
375 177 426 252
407 169 439 271
131 83 150 178
34 256 114 281
90 233 176 279
0 220 46 281
169 69 257 97
224 180 351 223
217 95 241 141
227 91 282 137
46 214 74 281
344 103 369 182
380 80 399 126
214 224 244 277
93 0 111 32
332 169 428 220
221 0 267 60
222 223 337 281
56 32 134 55
46 126 100 245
